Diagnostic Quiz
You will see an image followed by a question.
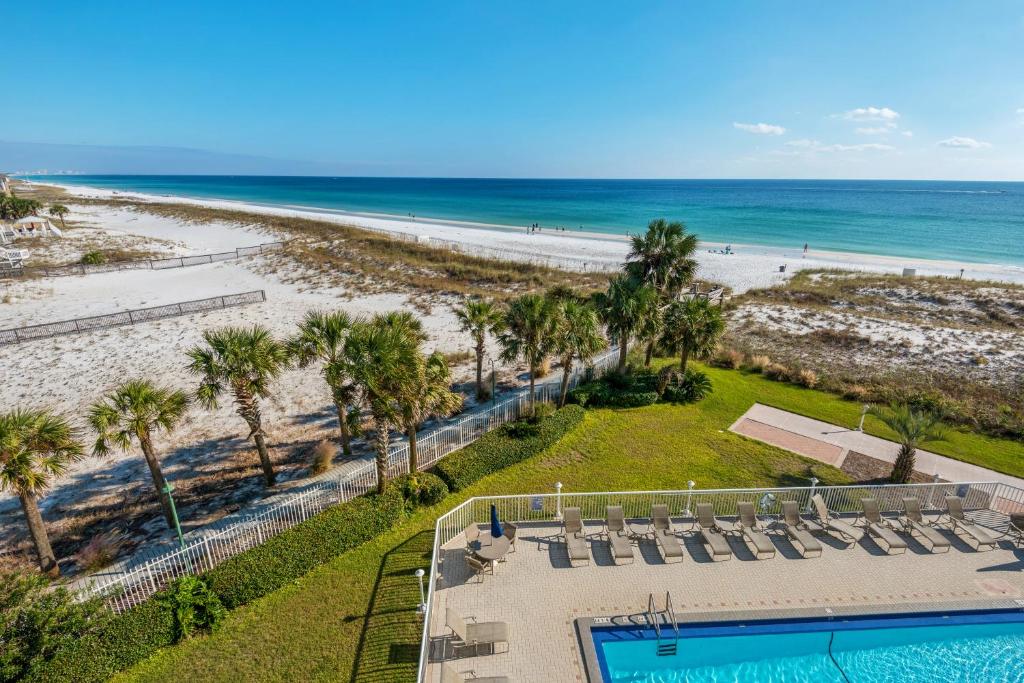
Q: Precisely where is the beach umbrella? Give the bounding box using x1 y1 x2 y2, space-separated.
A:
490 503 503 538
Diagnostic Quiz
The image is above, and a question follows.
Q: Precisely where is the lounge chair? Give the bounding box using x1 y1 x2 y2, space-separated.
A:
898 497 950 553
858 498 907 555
464 524 480 551
441 663 511 683
1008 514 1024 548
695 503 732 560
464 554 493 582
780 500 822 558
735 502 776 559
651 504 684 562
561 507 590 565
604 505 635 564
446 608 509 656
810 494 865 544
503 522 518 553
942 496 997 550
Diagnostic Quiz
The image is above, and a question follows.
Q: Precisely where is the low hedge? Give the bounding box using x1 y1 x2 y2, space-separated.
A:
434 405 585 491
567 372 659 408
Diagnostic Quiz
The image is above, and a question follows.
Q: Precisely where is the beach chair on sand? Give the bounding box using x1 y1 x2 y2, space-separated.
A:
858 498 907 555
441 663 511 683
735 502 776 559
651 504 684 562
810 494 865 544
942 496 997 551
561 507 590 565
695 504 732 561
780 501 822 558
604 506 635 564
898 497 951 553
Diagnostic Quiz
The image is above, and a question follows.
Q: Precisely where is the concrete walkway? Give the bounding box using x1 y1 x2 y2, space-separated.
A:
731 403 1024 489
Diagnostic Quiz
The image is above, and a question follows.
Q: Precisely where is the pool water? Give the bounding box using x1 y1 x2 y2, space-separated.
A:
595 611 1024 682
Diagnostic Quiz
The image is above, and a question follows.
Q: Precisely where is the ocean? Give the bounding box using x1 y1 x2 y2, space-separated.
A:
25 176 1024 266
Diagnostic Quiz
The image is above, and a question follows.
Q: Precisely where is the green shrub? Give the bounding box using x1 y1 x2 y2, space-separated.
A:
434 405 584 491
567 374 658 409
662 369 714 403
393 472 449 508
79 250 106 265
158 576 226 641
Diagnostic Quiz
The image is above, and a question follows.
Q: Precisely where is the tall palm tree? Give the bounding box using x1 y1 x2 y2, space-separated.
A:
625 218 699 297
659 297 725 373
454 298 503 400
868 404 946 484
399 352 463 472
187 325 289 487
497 294 559 413
594 275 659 373
344 314 420 493
0 409 84 576
287 310 358 456
552 299 605 407
89 380 189 528
48 204 69 229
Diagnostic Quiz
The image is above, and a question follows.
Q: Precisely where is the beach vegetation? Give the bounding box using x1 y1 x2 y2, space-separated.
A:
397 351 463 473
308 440 336 476
453 298 504 400
595 274 659 373
47 204 69 229
496 293 560 413
74 529 125 572
868 403 946 484
0 195 41 220
80 250 106 265
551 296 606 407
659 296 725 374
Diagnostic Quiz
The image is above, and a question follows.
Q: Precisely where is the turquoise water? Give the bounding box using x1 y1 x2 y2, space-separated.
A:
24 175 1024 266
599 620 1024 682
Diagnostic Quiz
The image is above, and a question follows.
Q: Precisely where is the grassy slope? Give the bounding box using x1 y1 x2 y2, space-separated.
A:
114 365 1021 682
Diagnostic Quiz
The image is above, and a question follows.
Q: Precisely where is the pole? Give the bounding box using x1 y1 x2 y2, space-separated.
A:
806 477 819 512
415 568 427 614
162 481 185 549
685 480 695 516
555 482 563 521
858 404 870 432
490 358 497 405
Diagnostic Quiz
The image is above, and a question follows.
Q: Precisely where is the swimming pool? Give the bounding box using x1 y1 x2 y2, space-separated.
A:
590 610 1024 682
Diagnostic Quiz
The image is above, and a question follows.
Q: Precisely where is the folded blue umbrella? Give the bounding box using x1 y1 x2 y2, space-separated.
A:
490 503 503 538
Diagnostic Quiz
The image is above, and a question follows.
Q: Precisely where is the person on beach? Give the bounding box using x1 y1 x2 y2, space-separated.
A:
803 243 808 258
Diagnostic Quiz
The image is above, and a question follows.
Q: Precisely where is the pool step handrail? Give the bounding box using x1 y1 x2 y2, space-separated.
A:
648 592 679 656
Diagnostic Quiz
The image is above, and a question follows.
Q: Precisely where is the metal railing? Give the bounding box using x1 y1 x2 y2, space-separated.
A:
81 346 620 612
416 480 1021 681
0 290 267 344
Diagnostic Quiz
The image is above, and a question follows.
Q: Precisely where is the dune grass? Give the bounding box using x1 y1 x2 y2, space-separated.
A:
112 364 1021 682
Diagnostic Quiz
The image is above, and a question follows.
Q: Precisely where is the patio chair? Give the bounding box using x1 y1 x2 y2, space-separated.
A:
561 507 590 565
1008 514 1024 548
942 496 997 551
695 503 732 561
464 554 493 582
651 504 684 562
445 608 509 656
464 524 480 551
503 522 518 553
441 663 511 683
898 497 951 553
735 502 776 559
858 498 907 555
604 505 635 564
810 494 864 544
780 500 822 558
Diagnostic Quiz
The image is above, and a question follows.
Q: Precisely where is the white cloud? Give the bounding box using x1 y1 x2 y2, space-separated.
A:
840 106 901 122
937 136 991 149
785 138 819 148
855 126 891 135
733 122 786 135
901 130 914 137
785 139 892 153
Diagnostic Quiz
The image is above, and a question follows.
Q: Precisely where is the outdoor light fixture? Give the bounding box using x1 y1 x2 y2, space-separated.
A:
859 404 870 431
685 480 696 516
415 568 426 614
555 481 563 520
807 477 820 512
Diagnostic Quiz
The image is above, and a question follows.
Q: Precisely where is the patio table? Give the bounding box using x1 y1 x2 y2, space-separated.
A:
474 534 511 563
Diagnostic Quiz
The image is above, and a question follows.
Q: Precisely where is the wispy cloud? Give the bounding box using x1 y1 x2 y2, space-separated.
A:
937 136 991 149
901 130 914 137
840 106 901 123
733 122 786 135
785 139 893 153
855 126 891 135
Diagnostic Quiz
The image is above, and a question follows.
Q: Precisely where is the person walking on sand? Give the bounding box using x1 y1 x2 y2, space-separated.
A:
803 243 808 258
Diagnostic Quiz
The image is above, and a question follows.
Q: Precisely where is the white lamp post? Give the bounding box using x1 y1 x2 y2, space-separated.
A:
858 404 870 431
415 568 426 614
807 476 820 511
685 480 696 516
555 482 563 520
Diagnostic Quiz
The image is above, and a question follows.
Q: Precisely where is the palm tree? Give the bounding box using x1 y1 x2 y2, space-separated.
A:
399 352 463 472
594 275 659 373
454 299 503 400
497 294 559 413
868 404 946 484
187 326 289 486
0 196 41 220
625 218 699 297
344 314 420 493
48 204 69 229
287 310 357 456
89 380 189 528
659 297 725 373
552 299 605 407
0 409 84 576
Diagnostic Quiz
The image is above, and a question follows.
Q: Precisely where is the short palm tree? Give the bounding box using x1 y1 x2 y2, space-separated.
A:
344 314 420 493
287 310 358 456
552 299 605 407
660 297 725 373
48 204 69 229
625 218 699 298
497 294 559 413
454 298 504 400
0 409 84 576
868 404 946 484
399 351 463 472
594 275 659 373
89 380 189 528
187 325 289 487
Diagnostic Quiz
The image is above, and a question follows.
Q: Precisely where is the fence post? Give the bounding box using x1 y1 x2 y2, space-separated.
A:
128 310 135 324
202 536 214 570
145 562 157 594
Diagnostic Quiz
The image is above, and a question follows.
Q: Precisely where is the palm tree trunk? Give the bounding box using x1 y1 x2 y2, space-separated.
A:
558 355 573 408
680 348 690 374
139 433 175 528
19 491 58 577
334 399 352 456
644 341 654 368
475 340 485 400
890 445 916 484
253 432 275 486
617 338 629 374
407 423 419 473
237 392 275 486
373 413 390 494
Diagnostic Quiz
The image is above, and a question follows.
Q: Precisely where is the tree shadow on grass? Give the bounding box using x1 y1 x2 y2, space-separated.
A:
349 529 435 683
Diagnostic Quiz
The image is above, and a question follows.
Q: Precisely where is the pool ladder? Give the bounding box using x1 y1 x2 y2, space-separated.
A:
647 592 680 656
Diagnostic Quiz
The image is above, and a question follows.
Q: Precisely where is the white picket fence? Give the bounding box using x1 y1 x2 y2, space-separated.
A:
83 347 620 612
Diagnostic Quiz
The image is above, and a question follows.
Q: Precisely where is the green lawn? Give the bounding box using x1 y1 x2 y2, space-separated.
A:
113 364 1021 682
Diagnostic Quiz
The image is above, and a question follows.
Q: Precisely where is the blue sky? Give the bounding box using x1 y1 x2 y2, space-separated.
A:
5 1 1023 179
